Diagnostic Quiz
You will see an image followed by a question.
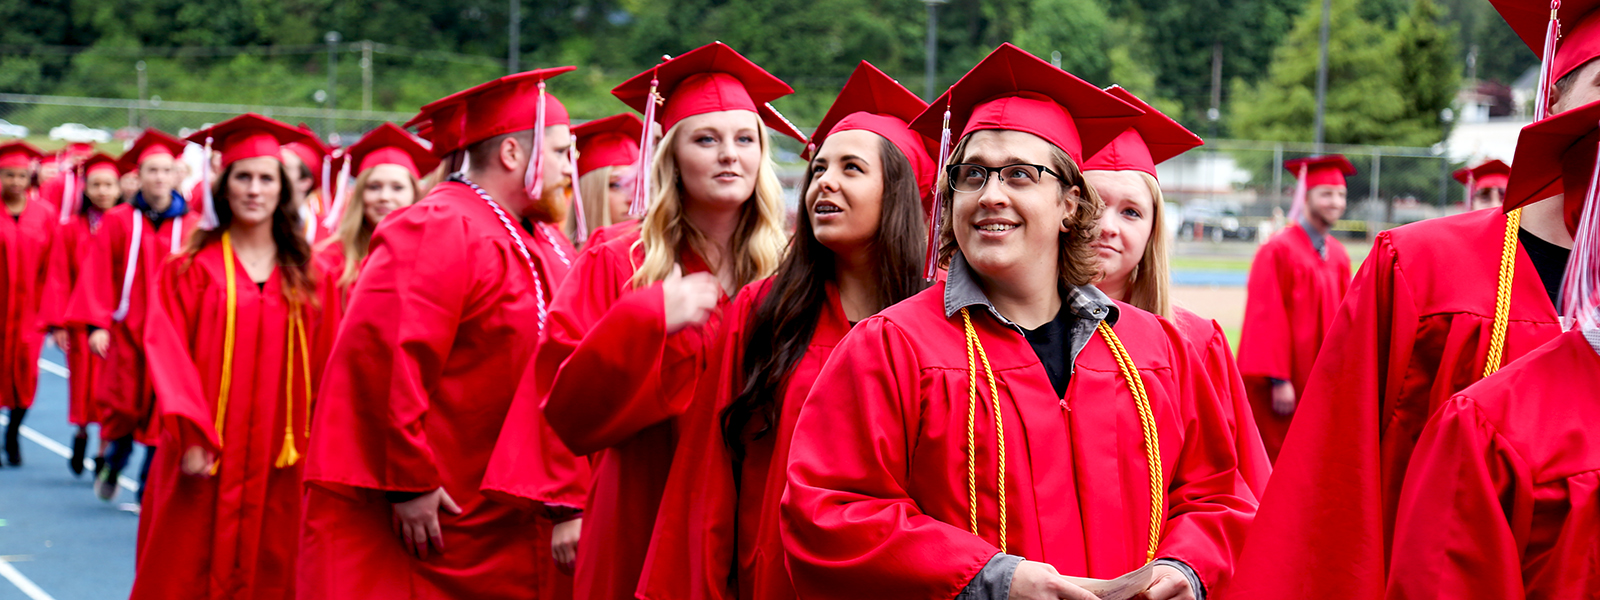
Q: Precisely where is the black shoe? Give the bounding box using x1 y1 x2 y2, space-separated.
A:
70 435 88 476
3 412 20 467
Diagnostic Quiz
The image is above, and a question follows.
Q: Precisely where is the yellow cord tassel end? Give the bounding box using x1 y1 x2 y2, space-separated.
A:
275 432 301 468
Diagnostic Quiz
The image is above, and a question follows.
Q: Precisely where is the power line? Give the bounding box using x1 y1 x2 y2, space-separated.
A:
0 41 505 67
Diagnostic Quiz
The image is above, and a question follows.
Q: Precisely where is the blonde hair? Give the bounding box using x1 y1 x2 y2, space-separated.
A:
1121 171 1171 319
627 119 787 291
568 165 619 242
330 166 423 289
935 133 1104 289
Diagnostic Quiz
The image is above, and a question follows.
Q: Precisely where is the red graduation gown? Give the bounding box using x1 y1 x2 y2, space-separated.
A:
1 199 55 410
1226 209 1564 600
41 213 106 425
1386 330 1600 599
636 278 851 600
63 204 199 442
1236 223 1351 459
535 226 726 600
298 182 560 600
1172 307 1270 498
781 283 1257 599
584 219 639 250
133 241 335 600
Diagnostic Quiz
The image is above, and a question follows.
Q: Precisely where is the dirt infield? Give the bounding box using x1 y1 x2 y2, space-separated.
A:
1172 285 1246 332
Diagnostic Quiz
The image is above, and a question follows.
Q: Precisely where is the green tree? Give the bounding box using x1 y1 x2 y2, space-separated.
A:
1395 0 1459 144
1230 0 1427 146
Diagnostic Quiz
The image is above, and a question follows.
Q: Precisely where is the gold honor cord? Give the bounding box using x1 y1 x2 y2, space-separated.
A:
1096 321 1164 563
212 233 241 475
274 301 312 468
1484 208 1523 378
961 308 1007 553
958 309 1164 561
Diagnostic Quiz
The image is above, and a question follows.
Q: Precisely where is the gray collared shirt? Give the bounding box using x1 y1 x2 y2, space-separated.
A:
1299 217 1328 258
1586 327 1600 357
943 252 1119 376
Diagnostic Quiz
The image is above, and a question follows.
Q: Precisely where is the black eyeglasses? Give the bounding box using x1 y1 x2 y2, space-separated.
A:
945 163 1065 193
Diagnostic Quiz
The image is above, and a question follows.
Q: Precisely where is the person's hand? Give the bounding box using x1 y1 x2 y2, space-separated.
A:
662 265 720 334
180 445 216 476
1270 380 1297 416
1138 564 1195 600
50 329 70 352
391 487 463 560
88 329 111 358
1008 561 1098 600
551 517 582 571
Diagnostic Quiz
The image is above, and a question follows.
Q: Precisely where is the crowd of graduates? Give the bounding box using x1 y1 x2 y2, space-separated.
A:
0 0 1596 598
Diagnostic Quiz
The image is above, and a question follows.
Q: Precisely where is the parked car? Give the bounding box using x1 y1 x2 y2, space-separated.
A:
49 123 112 143
1178 202 1256 242
0 119 28 139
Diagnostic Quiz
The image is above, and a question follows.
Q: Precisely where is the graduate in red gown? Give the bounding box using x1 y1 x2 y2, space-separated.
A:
782 43 1255 600
1386 98 1600 599
313 122 438 308
1 141 53 467
531 42 805 600
63 128 196 501
631 61 935 600
41 153 124 474
1082 86 1271 499
1225 3 1589 596
282 126 334 243
1454 159 1510 212
1235 155 1353 460
299 67 577 600
566 113 644 246
132 113 335 600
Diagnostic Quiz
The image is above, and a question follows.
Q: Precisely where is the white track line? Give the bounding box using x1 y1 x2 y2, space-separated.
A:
0 559 57 600
6 359 140 491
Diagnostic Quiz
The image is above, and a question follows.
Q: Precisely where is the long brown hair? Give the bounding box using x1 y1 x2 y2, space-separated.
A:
935 133 1103 288
719 136 928 460
184 160 316 304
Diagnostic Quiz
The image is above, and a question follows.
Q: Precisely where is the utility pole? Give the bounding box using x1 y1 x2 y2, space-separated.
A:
509 0 521 73
135 61 147 129
1209 41 1223 138
1313 0 1331 152
326 31 341 138
362 40 373 116
923 0 947 101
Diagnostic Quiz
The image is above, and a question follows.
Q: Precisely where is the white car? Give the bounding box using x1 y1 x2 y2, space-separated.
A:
49 123 111 143
0 119 27 139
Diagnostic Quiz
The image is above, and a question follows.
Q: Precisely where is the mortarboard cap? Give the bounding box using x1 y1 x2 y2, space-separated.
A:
83 153 122 178
1284 155 1357 189
0 141 42 170
1453 159 1512 192
572 113 643 176
1082 86 1204 178
809 61 938 203
118 129 187 173
456 67 575 150
1504 96 1600 231
612 42 804 143
344 122 439 179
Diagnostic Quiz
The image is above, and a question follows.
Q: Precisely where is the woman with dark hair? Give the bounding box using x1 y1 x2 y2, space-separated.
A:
132 114 336 600
636 61 935 600
780 45 1256 600
42 153 124 474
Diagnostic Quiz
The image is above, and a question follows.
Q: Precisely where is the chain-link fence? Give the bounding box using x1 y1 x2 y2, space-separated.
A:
1157 139 1468 239
0 93 412 150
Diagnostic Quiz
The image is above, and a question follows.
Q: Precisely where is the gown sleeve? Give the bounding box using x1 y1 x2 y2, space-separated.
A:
143 254 220 454
1202 318 1271 497
1236 240 1292 382
1385 396 1527 600
64 214 122 331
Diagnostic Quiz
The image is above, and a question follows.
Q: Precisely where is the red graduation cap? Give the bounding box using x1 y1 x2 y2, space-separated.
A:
1492 0 1600 117
0 141 42 170
1082 86 1204 178
1285 155 1357 189
117 129 187 173
572 113 643 176
909 43 1144 165
458 66 576 150
344 122 439 179
612 42 804 143
809 61 938 203
83 153 122 178
1504 97 1600 230
283 124 329 174
1453 159 1512 192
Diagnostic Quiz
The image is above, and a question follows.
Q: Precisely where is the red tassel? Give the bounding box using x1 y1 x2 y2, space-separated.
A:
524 81 548 203
1536 1 1562 121
1287 163 1309 224
923 107 953 282
1563 126 1600 330
629 73 661 218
